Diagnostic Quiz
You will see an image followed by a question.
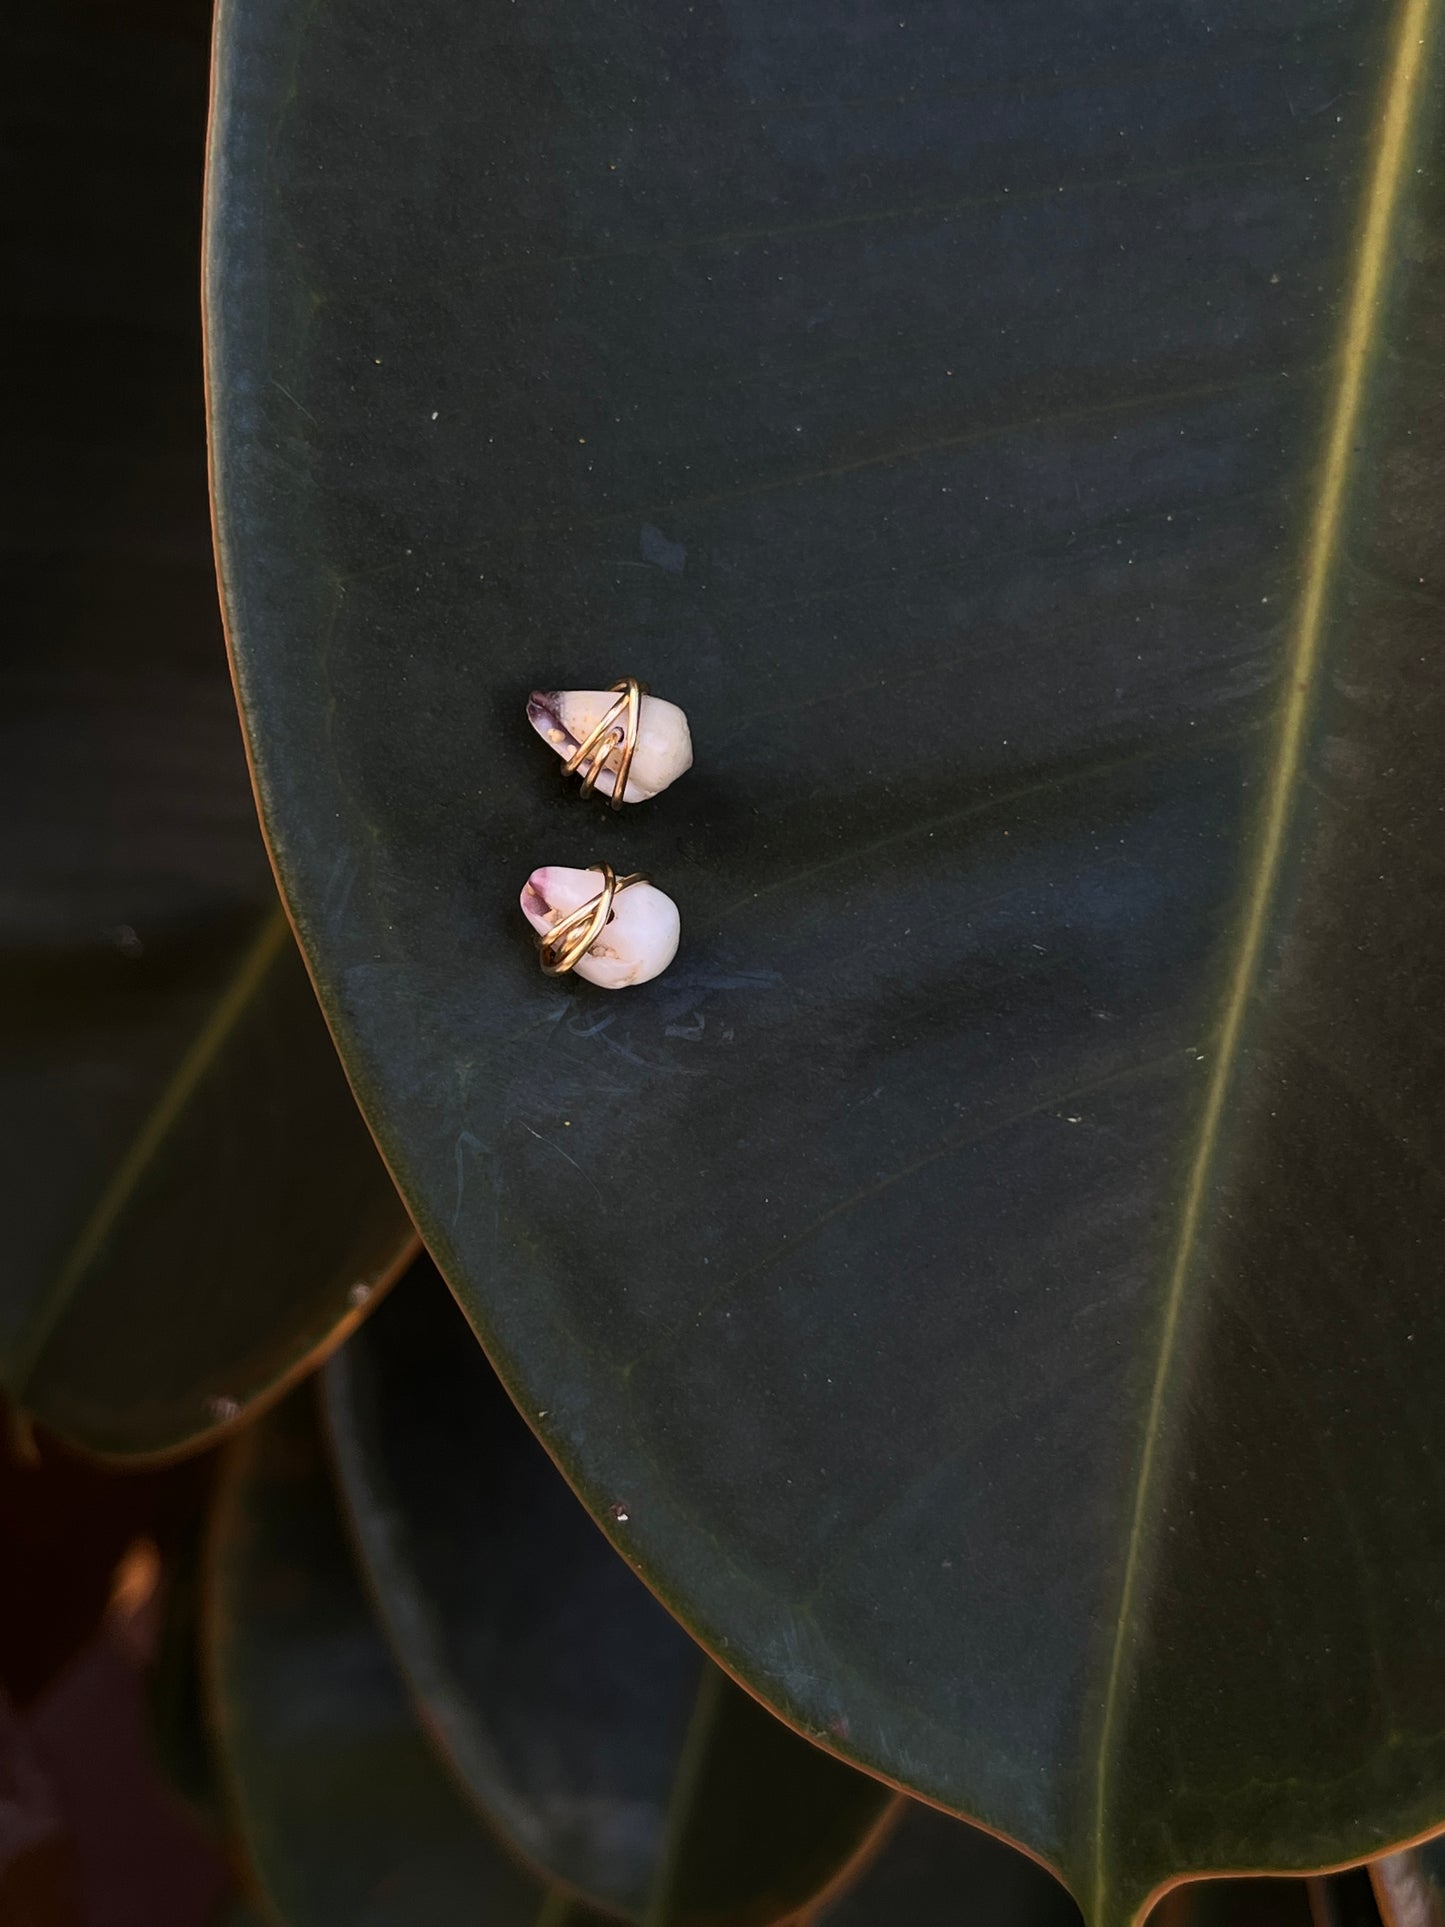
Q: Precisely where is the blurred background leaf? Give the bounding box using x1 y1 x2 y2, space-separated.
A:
207 1904 269 1927
1370 1839 1445 1927
147 1527 226 1846
805 1798 1081 1925
324 1260 895 1922
206 1380 647 1926
0 0 414 1462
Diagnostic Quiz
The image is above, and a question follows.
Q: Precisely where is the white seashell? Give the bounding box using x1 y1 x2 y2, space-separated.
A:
520 866 680 989
527 688 693 803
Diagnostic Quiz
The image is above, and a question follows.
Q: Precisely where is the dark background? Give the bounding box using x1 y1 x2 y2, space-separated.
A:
3 3 236 1920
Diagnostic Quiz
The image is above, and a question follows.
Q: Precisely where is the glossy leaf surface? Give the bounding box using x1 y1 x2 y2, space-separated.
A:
324 1261 894 1922
204 1386 606 1927
208 0 1445 1916
1 3 414 1460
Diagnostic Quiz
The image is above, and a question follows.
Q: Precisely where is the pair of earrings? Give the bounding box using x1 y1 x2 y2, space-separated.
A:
520 679 691 990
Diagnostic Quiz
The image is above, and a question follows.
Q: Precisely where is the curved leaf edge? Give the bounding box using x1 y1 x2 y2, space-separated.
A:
319 1344 642 1922
201 1398 621 1927
1144 1828 1445 1927
9 869 418 1465
320 1332 907 1925
46 1232 420 1471
198 1419 295 1927
200 0 1445 1918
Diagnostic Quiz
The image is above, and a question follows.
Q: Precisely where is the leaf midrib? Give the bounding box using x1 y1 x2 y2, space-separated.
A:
1087 2 1439 1918
7 901 291 1402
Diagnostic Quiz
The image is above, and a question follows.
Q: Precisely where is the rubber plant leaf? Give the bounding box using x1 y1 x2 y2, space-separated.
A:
202 1382 612 1927
0 4 414 1460
206 0 1445 1917
323 1259 896 1924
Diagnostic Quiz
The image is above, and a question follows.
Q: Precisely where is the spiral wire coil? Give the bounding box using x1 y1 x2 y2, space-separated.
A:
536 864 649 976
563 677 645 809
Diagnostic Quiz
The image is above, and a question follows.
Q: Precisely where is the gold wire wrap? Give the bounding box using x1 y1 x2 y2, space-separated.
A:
562 678 646 809
537 864 649 977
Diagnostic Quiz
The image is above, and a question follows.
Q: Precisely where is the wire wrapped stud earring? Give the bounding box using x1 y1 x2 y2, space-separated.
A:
527 679 692 807
521 864 680 989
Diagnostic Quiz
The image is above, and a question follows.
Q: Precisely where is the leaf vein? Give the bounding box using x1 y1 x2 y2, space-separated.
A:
1087 4 1439 1915
7 903 292 1402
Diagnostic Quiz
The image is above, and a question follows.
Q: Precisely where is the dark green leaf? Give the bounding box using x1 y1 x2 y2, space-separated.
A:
207 0 1445 1917
811 1801 1081 1925
209 1904 271 1927
8 902 416 1460
324 1262 895 1922
643 1670 893 1927
147 1530 225 1841
1 5 414 1460
204 1383 603 1926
